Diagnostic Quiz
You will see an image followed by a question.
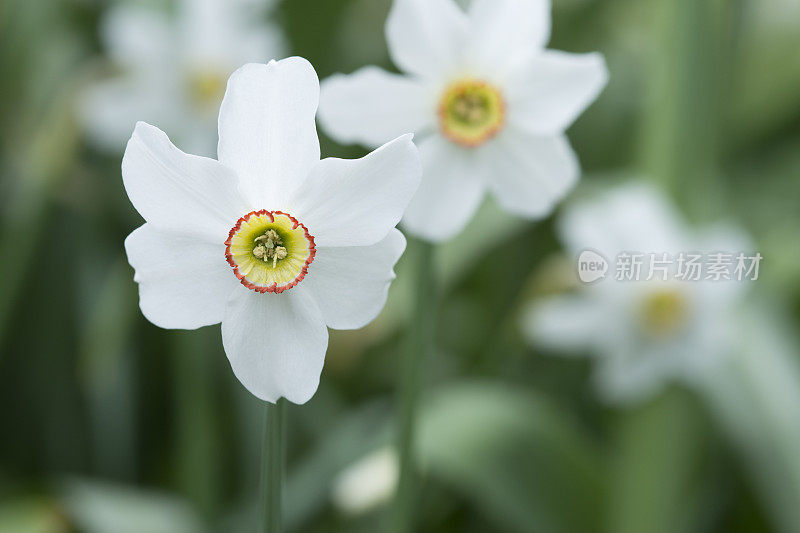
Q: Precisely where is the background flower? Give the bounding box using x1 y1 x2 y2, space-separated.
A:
331 446 399 515
318 0 607 241
80 0 286 156
523 183 753 403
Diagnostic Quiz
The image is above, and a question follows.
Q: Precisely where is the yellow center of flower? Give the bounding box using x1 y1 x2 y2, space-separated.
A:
186 69 227 111
438 80 505 147
639 289 688 337
225 210 316 294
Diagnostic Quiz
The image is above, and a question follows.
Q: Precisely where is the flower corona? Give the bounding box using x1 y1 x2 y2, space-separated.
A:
438 80 505 147
186 68 229 112
639 288 688 338
225 210 316 294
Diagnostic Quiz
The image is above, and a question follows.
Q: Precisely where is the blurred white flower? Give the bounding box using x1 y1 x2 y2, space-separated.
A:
318 0 608 242
522 183 753 404
761 0 800 29
331 446 399 515
81 0 286 156
122 58 421 404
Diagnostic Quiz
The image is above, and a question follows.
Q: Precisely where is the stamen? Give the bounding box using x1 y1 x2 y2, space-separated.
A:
252 229 287 266
273 247 286 268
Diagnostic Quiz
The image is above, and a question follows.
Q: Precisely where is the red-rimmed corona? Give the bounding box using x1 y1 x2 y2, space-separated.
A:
225 210 316 294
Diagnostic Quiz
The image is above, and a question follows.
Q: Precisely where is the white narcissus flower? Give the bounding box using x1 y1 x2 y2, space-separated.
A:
122 58 421 404
331 446 399 515
522 183 753 404
318 0 608 242
81 0 285 156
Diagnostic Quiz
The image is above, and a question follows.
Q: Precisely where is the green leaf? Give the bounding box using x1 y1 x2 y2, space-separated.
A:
0 498 67 533
284 401 393 530
59 479 206 533
417 381 603 533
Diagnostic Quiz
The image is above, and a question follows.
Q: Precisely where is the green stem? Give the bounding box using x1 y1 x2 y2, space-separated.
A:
641 0 722 215
608 388 707 533
0 180 47 353
394 240 436 532
262 399 286 533
174 330 219 518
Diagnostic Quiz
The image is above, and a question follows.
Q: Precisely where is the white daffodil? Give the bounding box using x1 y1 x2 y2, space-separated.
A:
318 0 608 242
331 446 399 515
122 58 421 404
81 0 285 156
523 183 754 404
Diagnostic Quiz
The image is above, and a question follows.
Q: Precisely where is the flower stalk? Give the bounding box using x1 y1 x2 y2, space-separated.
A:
394 240 436 532
262 399 286 533
174 330 220 517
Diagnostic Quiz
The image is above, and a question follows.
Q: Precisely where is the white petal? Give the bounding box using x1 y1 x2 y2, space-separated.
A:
80 79 162 153
331 446 399 515
594 351 674 405
319 66 435 148
178 114 221 159
288 135 421 248
522 296 606 353
227 21 287 67
101 5 172 69
506 51 608 135
482 131 579 219
178 0 286 67
217 59 321 209
221 285 328 404
179 0 240 64
468 0 551 76
121 122 249 241
386 0 468 80
124 224 240 329
401 135 486 242
557 183 687 257
304 229 406 330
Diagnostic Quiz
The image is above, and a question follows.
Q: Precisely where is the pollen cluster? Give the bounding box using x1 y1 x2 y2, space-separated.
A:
438 80 505 147
252 229 288 268
225 210 316 294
